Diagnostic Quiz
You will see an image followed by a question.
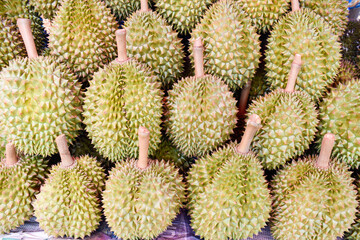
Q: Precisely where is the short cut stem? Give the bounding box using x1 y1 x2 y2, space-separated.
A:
315 133 336 169
137 127 150 169
236 114 262 154
291 0 300 12
55 134 74 168
5 143 18 166
194 37 205 78
17 19 38 59
285 54 302 93
140 0 150 12
115 29 128 62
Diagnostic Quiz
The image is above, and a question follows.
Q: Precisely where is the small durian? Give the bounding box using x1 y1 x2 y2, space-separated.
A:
0 143 49 234
33 135 104 239
167 38 238 158
103 127 185 240
123 0 185 88
271 133 358 239
29 0 61 20
188 114 271 239
190 0 261 91
83 29 163 162
248 54 318 169
0 19 82 157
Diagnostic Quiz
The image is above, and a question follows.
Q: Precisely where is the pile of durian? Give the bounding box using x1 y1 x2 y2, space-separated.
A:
0 0 359 239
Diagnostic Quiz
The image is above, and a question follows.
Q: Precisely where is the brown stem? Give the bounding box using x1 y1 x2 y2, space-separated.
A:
115 29 128 62
5 143 18 166
55 134 74 168
137 127 150 169
236 114 262 154
17 19 38 59
140 0 150 12
194 37 205 78
291 0 300 12
285 54 302 93
315 133 335 169
238 80 252 116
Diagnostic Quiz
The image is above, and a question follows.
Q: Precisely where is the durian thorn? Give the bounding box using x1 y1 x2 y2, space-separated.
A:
5 143 18 166
55 134 75 168
194 37 205 78
137 126 150 169
316 133 336 170
238 80 252 116
291 0 300 12
236 114 262 154
17 18 38 59
285 54 302 93
140 0 150 12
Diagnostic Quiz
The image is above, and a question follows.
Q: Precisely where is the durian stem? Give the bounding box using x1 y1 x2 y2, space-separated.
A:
17 19 38 59
115 29 128 62
194 38 205 78
5 143 18 166
238 80 252 116
236 114 261 154
140 0 150 12
291 0 300 12
55 134 74 168
137 127 150 169
316 133 335 170
285 54 302 93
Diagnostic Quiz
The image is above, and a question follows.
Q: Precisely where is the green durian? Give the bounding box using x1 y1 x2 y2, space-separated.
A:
271 134 358 239
317 78 360 168
190 0 261 91
340 20 360 64
188 115 271 240
29 0 61 20
344 176 360 240
266 8 341 101
48 0 118 80
103 127 185 240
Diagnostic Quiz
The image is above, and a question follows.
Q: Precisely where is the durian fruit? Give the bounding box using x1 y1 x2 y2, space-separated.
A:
271 133 358 239
123 0 185 88
341 20 360 64
188 114 271 239
345 177 360 240
154 0 216 35
190 0 261 91
265 1 341 101
0 143 49 234
83 29 163 162
103 127 185 240
48 0 118 80
0 19 82 157
317 78 360 168
29 0 61 20
248 54 318 169
104 0 154 22
33 135 104 239
167 38 237 158
332 60 358 87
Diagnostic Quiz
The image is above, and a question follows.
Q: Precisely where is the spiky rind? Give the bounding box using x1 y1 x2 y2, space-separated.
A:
266 9 341 101
190 0 260 90
29 0 61 20
0 57 82 157
334 60 358 87
271 157 357 239
103 159 185 240
344 177 360 239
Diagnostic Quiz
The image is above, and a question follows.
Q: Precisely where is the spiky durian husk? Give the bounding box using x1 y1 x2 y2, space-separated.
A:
83 60 163 162
333 60 358 87
104 0 139 21
247 90 318 170
317 79 360 168
190 0 260 91
341 21 360 64
344 177 360 240
29 0 61 20
0 57 82 157
34 162 101 239
299 0 348 35
0 155 48 234
167 75 237 158
266 9 341 101
103 159 185 240
48 0 118 80
124 11 184 89
248 66 271 102
271 157 357 239
188 143 271 239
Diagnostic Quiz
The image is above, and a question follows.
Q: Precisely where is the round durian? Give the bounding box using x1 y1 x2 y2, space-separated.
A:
123 0 185 88
0 143 49 234
265 4 341 101
48 0 118 80
248 54 318 169
29 0 61 20
103 127 185 240
33 135 104 239
0 19 82 157
271 133 358 239
340 20 360 64
83 29 163 162
317 78 360 168
188 114 271 239
190 0 261 91
167 38 237 158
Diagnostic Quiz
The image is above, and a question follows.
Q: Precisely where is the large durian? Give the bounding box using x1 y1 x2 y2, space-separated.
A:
123 0 184 88
190 0 261 91
265 1 341 101
0 19 82 157
317 78 360 168
248 54 318 169
29 0 61 20
188 114 271 239
33 135 104 239
83 29 163 162
0 143 49 234
167 38 237 158
103 127 185 240
48 0 118 80
271 133 358 239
